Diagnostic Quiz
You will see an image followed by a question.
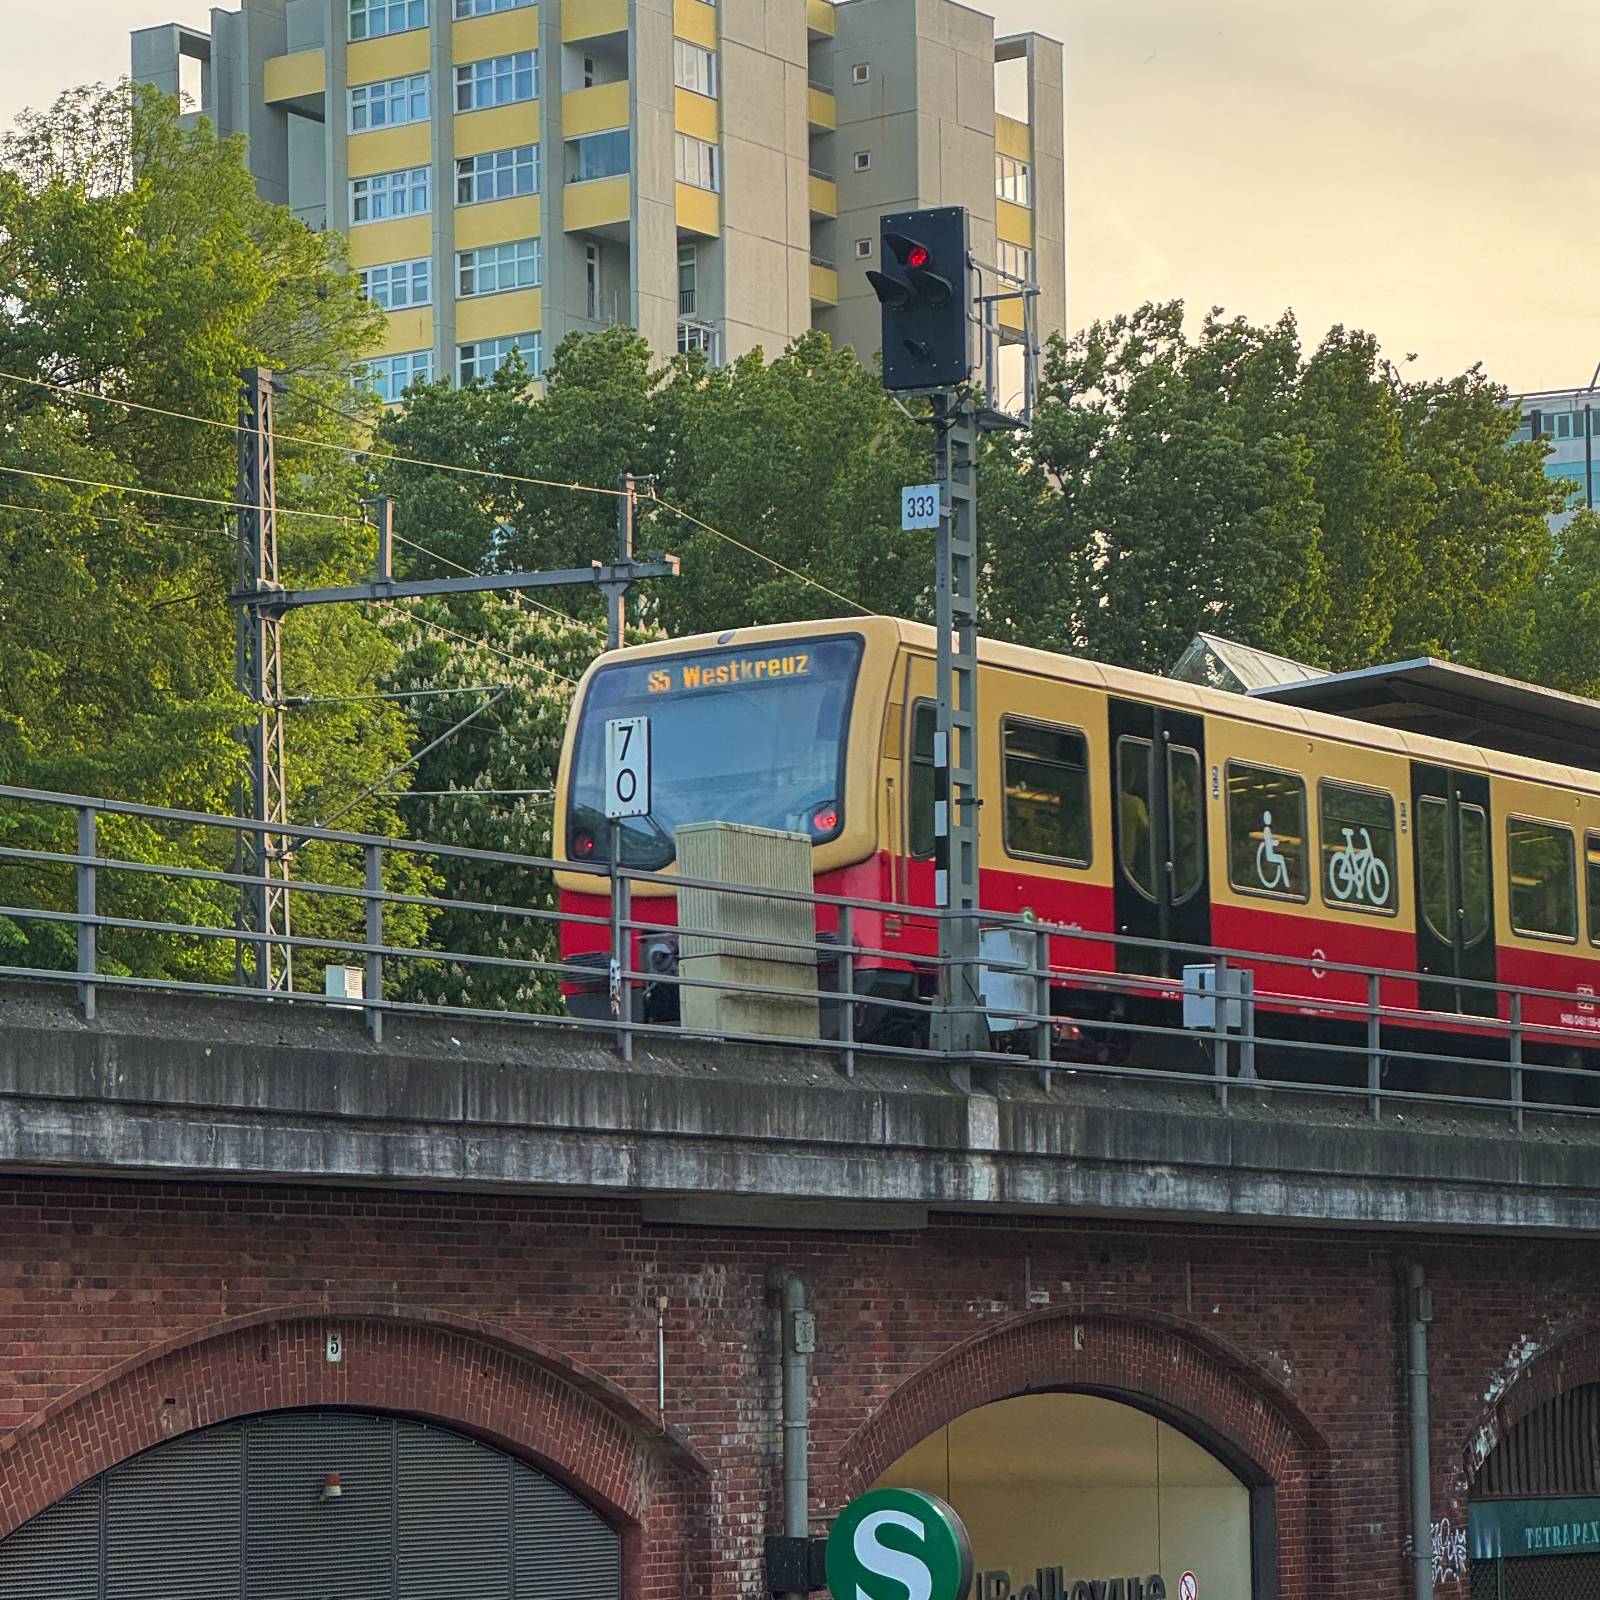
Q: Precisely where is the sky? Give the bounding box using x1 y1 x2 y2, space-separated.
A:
3 0 1595 393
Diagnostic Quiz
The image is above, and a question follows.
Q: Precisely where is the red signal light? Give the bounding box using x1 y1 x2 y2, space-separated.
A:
572 831 596 859
812 805 840 834
907 244 930 269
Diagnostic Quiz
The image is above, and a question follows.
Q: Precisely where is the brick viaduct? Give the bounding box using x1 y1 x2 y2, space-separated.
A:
1 984 1599 1596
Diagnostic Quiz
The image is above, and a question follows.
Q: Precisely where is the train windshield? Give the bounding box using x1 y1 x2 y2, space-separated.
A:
567 635 864 869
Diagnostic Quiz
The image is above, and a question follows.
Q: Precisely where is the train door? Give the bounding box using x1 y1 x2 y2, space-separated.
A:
1109 699 1210 977
1411 763 1497 1015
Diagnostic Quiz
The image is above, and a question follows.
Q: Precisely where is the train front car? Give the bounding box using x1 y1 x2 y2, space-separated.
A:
553 619 902 1027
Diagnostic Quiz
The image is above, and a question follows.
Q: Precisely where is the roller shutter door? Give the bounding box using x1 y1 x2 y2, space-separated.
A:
0 1410 621 1600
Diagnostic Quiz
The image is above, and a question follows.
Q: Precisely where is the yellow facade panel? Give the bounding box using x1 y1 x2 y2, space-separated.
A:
997 198 1033 246
807 85 837 131
674 87 719 143
347 216 433 269
264 48 325 104
564 174 631 231
674 0 718 50
675 182 720 237
451 6 540 60
453 101 542 158
563 81 631 137
455 288 543 343
371 308 433 359
809 261 839 305
347 124 432 178
806 0 836 36
562 0 628 41
454 194 542 249
996 114 1032 162
347 31 430 83
998 298 1024 333
808 172 838 218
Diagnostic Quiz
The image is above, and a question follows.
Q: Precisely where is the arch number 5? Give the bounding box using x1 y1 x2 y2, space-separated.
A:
605 716 652 820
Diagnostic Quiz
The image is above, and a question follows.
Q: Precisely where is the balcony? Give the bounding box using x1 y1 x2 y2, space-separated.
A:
563 173 630 232
263 48 325 116
808 170 837 219
809 257 838 306
563 80 630 139
806 0 836 37
675 183 720 238
561 0 627 42
807 83 836 132
673 0 717 49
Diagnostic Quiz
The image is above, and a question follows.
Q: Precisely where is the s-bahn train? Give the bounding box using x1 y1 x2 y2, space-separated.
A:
553 617 1600 1054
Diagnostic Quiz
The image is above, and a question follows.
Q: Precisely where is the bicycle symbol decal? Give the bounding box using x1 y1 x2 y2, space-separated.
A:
1327 826 1390 906
1255 811 1290 892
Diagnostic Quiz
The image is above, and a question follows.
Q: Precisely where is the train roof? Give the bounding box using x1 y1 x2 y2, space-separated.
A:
594 617 1600 799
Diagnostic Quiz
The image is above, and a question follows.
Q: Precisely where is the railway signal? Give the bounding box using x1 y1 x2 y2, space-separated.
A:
868 206 973 391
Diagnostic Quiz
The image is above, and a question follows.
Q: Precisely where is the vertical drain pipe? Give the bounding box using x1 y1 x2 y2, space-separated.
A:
1407 1262 1434 1600
773 1270 813 1600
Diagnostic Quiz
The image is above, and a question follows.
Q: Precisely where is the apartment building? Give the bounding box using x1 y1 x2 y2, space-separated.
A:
1512 383 1597 530
131 0 1064 400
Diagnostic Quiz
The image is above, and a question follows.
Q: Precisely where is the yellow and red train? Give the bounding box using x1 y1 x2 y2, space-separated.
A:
555 617 1600 1049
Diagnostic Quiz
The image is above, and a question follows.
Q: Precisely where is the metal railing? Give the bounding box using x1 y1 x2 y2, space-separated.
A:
6 783 1600 1127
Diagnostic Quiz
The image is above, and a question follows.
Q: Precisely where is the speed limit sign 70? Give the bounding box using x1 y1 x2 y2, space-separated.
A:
604 716 651 819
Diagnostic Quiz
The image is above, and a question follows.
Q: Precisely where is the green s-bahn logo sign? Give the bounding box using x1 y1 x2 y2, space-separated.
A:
826 1488 974 1600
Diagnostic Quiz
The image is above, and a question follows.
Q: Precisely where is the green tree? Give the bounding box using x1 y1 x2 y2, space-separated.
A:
0 83 427 980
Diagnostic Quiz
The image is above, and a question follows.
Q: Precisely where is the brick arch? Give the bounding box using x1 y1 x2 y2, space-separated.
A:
0 1303 711 1593
1458 1322 1600 1486
835 1307 1331 1600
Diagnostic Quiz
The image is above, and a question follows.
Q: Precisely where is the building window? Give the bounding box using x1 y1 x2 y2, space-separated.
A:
854 238 873 259
678 243 698 316
455 144 540 204
1002 719 1090 866
996 153 1032 206
350 0 427 40
457 238 541 297
1318 781 1397 914
458 333 541 384
349 74 429 131
997 240 1033 286
566 129 630 183
454 0 533 14
677 320 721 364
1508 816 1578 941
350 166 432 222
455 51 539 112
853 150 871 171
674 40 718 97
360 258 432 310
675 133 720 191
366 350 433 404
585 243 602 320
852 62 870 83
583 55 597 87
1225 761 1309 902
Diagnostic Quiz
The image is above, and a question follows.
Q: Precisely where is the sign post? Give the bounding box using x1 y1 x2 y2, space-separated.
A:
604 716 651 1060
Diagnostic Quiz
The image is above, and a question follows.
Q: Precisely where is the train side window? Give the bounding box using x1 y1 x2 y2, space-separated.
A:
1168 745 1204 904
1416 797 1452 943
1507 815 1577 941
1226 761 1308 902
1588 833 1600 946
908 700 936 858
1116 736 1157 901
1318 781 1397 914
1002 718 1090 866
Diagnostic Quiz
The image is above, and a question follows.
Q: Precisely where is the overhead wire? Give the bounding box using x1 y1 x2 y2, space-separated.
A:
0 368 876 617
0 463 357 526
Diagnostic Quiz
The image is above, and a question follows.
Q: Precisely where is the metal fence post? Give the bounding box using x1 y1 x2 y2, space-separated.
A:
837 905 855 1080
1034 925 1053 1092
1367 972 1382 1120
75 806 96 1021
610 853 632 1063
1212 954 1230 1109
1510 991 1524 1132
364 841 384 1045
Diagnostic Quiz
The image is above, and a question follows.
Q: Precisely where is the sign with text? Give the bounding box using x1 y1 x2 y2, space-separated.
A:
603 716 651 819
1471 1496 1600 1560
902 483 942 530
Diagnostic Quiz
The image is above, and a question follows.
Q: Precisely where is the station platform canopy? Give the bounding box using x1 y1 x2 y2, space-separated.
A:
1249 657 1600 772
